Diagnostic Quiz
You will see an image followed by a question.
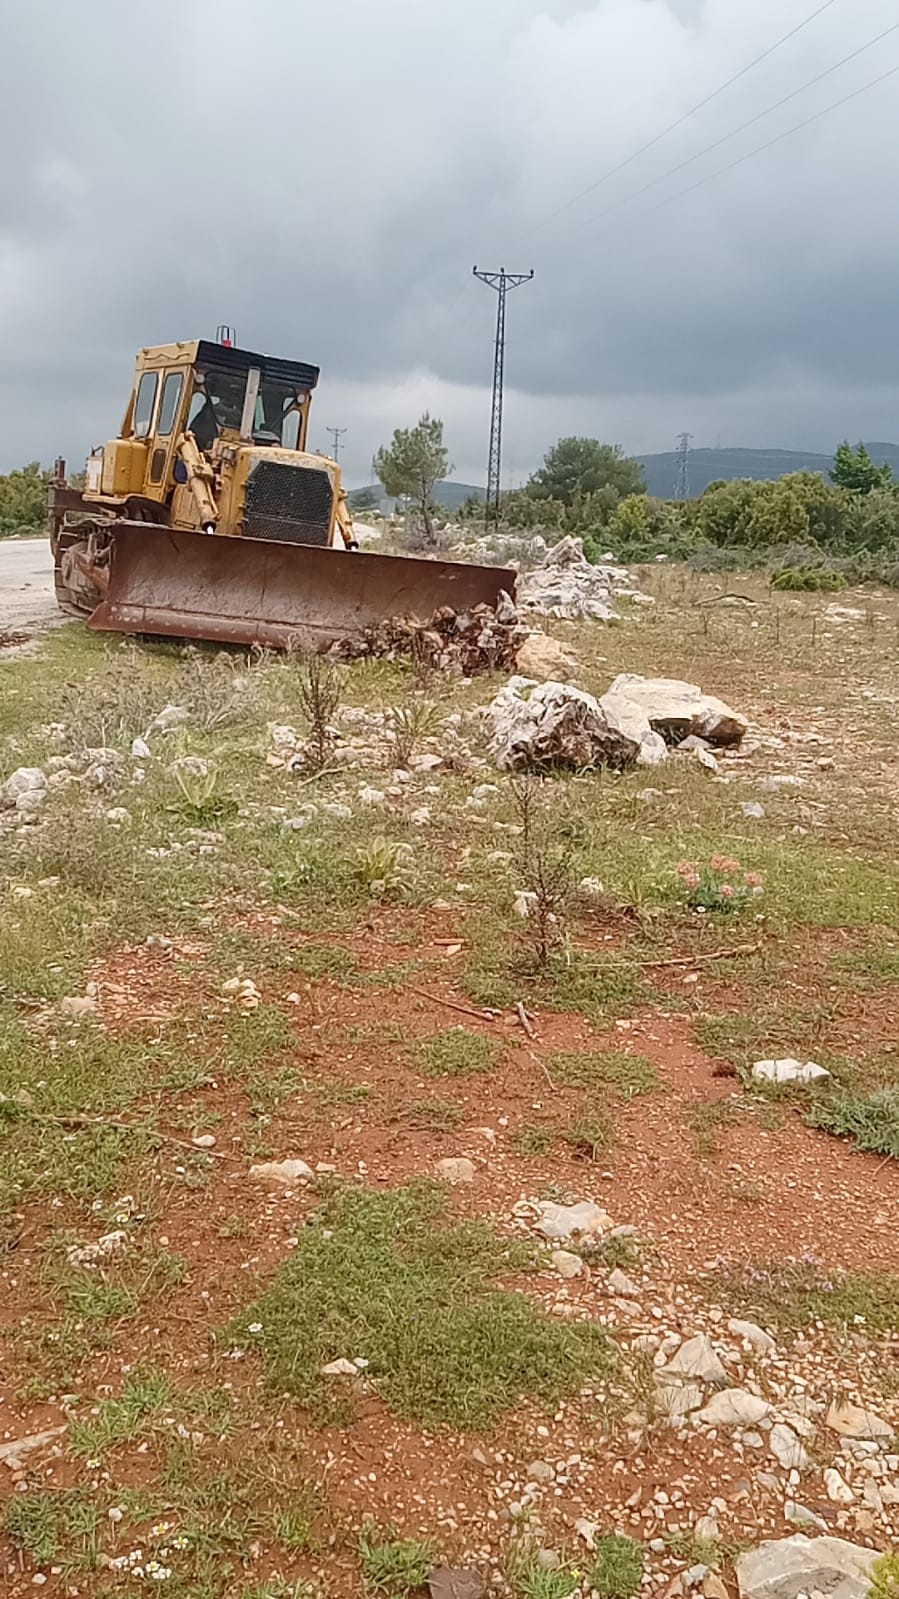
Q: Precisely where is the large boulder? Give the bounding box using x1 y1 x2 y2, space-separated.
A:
488 677 646 771
736 1536 877 1599
3 766 47 806
604 674 748 747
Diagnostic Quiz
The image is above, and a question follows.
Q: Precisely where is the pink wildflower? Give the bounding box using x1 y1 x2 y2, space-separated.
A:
744 871 763 888
710 855 740 875
719 883 735 899
676 861 697 881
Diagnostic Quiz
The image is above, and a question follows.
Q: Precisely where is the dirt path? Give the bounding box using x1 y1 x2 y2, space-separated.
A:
0 537 58 642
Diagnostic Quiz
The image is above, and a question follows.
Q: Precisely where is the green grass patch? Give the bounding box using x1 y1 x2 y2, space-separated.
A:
591 1535 645 1599
806 1085 899 1160
226 1181 613 1429
562 1104 614 1161
359 1527 433 1595
399 1097 464 1133
830 945 899 986
512 1563 579 1599
69 1367 174 1457
415 1027 496 1078
870 1553 899 1599
549 1049 660 1099
714 1259 899 1334
465 946 647 1023
3 1488 100 1567
511 1125 557 1157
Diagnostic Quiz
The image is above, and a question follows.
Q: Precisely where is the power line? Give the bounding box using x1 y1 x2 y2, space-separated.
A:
563 20 899 241
523 0 841 233
472 267 534 530
632 58 899 222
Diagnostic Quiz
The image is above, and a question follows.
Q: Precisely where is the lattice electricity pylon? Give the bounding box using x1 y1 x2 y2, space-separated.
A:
473 267 534 528
674 431 693 501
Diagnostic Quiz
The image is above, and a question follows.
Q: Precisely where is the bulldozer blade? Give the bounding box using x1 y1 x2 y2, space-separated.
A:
86 523 517 650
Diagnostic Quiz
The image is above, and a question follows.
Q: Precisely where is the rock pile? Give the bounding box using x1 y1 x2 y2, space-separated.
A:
518 536 653 622
487 678 664 771
332 593 527 676
487 673 746 772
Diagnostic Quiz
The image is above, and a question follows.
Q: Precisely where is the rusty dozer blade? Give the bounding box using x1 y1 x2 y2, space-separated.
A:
86 523 517 650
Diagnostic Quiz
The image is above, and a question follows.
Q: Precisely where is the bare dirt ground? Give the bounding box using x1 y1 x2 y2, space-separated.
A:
2 570 899 1597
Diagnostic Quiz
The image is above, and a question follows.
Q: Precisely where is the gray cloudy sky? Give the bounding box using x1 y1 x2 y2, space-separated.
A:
2 0 898 484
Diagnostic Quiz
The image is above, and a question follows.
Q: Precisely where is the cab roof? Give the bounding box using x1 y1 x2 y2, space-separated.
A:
195 339 320 391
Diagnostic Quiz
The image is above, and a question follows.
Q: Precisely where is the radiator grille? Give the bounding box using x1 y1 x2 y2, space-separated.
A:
244 461 333 545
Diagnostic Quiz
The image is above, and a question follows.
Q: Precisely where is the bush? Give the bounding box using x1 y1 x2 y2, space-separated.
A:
770 566 846 592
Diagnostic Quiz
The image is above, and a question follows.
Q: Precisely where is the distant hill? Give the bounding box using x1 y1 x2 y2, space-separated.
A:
349 443 899 511
637 443 899 499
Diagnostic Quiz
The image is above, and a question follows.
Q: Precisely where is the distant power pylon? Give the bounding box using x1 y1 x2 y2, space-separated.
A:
674 432 693 501
327 426 347 463
473 266 534 529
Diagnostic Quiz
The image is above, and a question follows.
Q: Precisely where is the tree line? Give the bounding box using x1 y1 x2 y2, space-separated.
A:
372 417 899 587
4 426 899 589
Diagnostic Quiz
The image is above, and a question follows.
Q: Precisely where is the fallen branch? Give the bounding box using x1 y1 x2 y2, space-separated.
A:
641 941 762 970
408 986 499 1025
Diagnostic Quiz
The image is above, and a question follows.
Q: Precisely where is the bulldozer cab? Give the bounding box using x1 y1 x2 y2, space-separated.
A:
106 340 319 510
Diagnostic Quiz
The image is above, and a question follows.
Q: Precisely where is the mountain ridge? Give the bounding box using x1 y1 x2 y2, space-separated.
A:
348 442 899 508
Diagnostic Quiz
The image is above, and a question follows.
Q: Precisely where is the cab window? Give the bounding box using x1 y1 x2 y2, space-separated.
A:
134 371 159 439
157 371 184 436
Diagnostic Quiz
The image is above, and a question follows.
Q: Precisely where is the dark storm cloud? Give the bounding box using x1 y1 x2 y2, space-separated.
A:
1 0 897 483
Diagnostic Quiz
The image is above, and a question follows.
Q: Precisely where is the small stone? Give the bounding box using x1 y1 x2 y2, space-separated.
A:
248 1159 313 1185
752 1058 830 1085
741 802 766 820
825 1400 893 1440
608 1267 640 1297
551 1249 583 1280
59 995 99 1019
697 1389 770 1427
526 1460 555 1483
131 737 151 759
784 1501 828 1532
533 1200 612 1241
0 1427 66 1471
770 1424 809 1472
192 1134 216 1149
694 1515 719 1543
665 1334 728 1387
535 1550 561 1572
320 1358 359 1378
727 1318 776 1353
702 1577 729 1599
436 1157 475 1185
824 1468 855 1504
655 1376 704 1419
428 1569 485 1599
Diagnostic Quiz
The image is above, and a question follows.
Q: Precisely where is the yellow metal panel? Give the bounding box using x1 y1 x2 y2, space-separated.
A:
100 440 148 497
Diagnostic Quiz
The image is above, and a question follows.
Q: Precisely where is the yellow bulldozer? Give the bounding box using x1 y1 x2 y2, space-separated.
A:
50 335 514 650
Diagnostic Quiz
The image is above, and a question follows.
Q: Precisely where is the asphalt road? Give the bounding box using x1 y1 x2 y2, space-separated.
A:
0 538 58 638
